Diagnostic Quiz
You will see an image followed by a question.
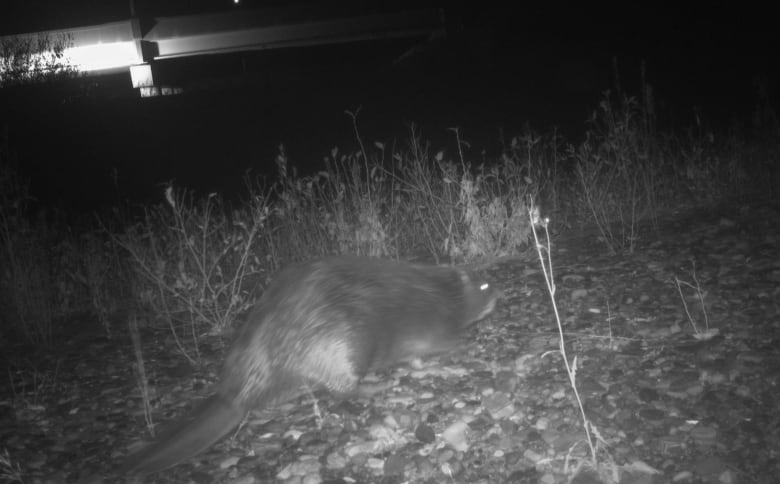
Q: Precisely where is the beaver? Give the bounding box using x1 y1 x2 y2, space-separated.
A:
121 256 499 476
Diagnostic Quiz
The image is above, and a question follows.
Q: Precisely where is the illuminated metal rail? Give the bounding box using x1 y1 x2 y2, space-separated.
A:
0 7 444 96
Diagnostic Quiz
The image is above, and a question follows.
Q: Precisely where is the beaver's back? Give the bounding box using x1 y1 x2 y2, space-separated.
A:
219 256 499 408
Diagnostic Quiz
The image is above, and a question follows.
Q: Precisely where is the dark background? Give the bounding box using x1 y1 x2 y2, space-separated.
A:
1 1 777 213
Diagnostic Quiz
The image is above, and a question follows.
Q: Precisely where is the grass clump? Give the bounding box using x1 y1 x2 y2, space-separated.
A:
0 79 776 359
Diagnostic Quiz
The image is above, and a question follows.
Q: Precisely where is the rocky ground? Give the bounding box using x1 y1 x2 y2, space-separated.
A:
1 199 778 483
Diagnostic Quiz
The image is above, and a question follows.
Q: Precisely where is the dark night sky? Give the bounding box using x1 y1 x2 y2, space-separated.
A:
1 1 777 213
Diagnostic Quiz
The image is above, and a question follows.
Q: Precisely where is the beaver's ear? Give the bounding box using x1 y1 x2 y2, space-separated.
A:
459 270 472 285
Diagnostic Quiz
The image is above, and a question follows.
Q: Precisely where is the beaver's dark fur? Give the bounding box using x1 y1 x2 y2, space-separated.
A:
122 256 499 476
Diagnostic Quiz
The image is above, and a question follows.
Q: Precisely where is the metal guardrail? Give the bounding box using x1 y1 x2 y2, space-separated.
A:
0 7 444 95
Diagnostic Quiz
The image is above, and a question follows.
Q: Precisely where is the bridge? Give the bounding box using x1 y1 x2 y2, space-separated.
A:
0 5 445 97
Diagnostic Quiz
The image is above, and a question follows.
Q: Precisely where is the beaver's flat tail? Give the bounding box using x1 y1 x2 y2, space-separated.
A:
121 395 244 477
